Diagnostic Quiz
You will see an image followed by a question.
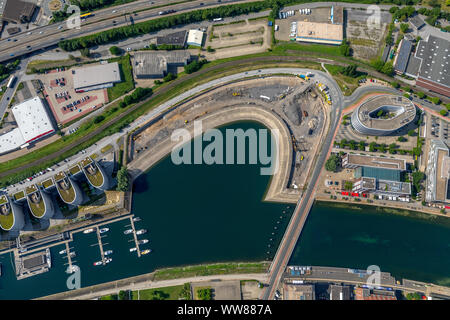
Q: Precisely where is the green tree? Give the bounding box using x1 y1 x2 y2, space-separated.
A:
400 23 409 33
339 39 351 56
391 81 400 89
440 109 447 116
117 167 130 191
381 61 394 76
118 290 129 300
406 292 422 300
163 72 176 82
325 154 340 172
197 288 212 300
150 290 169 300
397 136 407 142
417 91 426 99
369 142 377 152
432 97 441 105
408 129 416 136
109 46 122 56
80 48 90 57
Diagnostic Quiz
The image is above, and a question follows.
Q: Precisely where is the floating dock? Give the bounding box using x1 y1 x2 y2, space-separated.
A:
15 248 51 280
130 216 141 257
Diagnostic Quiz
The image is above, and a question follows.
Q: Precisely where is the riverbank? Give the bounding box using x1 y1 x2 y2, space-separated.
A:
37 262 270 300
315 196 449 219
127 105 298 203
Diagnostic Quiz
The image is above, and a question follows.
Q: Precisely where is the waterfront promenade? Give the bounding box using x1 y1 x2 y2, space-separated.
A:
37 273 269 300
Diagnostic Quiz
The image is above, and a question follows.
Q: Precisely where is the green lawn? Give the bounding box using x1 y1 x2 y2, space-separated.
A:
132 285 186 300
153 262 269 281
273 41 343 57
28 199 46 218
324 64 367 96
0 213 14 230
107 55 134 101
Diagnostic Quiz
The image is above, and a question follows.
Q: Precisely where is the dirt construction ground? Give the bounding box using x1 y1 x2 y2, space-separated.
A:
203 18 271 60
346 8 391 61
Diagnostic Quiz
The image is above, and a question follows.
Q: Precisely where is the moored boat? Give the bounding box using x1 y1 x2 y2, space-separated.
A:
124 229 133 235
129 247 137 252
133 217 141 222
138 239 148 245
83 228 95 234
99 227 109 233
141 249 152 255
93 261 103 266
136 229 147 235
59 249 67 255
104 250 113 256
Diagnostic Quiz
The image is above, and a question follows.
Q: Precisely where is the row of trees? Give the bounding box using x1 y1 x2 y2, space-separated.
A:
0 59 20 83
184 59 208 74
59 2 268 51
334 139 415 155
71 0 131 11
118 87 153 108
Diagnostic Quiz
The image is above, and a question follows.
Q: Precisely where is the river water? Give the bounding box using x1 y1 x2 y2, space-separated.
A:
0 122 449 299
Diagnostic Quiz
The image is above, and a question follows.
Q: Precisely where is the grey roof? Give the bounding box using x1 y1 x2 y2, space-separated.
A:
395 39 413 73
156 30 187 46
72 62 121 90
381 45 391 63
2 0 36 23
415 35 450 88
329 285 351 300
410 15 425 30
405 52 421 77
133 51 191 77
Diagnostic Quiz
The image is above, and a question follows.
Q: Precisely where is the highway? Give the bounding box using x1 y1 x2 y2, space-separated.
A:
0 0 255 63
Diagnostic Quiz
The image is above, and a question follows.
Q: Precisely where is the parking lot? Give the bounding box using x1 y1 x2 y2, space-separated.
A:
40 68 108 125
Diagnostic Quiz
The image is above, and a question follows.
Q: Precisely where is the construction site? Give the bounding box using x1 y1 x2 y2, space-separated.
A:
129 75 328 201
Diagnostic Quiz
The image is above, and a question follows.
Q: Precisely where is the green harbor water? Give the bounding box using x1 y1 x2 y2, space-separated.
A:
0 121 449 299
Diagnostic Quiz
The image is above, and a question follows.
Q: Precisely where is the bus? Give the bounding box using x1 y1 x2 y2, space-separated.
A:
7 75 16 88
80 12 94 19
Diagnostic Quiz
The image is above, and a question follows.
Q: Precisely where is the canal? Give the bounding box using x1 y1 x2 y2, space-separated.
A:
0 121 449 299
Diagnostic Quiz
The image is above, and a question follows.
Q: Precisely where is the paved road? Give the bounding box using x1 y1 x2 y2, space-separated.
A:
0 0 254 63
0 58 31 124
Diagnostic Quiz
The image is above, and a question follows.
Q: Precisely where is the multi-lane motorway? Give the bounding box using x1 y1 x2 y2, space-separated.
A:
0 0 254 63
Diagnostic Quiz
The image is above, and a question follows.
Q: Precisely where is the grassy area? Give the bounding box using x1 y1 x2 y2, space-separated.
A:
131 285 187 300
57 182 76 203
107 55 134 101
100 294 118 300
324 64 366 96
84 165 104 188
69 165 81 175
42 179 54 189
273 41 343 57
0 213 14 230
100 144 113 153
13 191 25 200
28 198 46 218
153 262 269 281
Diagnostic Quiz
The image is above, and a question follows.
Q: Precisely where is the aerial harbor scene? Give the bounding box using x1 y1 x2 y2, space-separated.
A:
0 0 449 306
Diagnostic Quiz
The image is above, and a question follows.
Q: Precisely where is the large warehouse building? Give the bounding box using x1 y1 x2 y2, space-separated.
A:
73 62 121 92
350 95 416 136
1 0 37 24
132 51 191 78
295 6 343 45
0 97 55 154
426 139 450 204
393 35 450 97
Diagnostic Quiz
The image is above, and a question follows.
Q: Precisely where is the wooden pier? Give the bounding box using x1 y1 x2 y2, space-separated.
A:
96 227 106 264
130 217 141 257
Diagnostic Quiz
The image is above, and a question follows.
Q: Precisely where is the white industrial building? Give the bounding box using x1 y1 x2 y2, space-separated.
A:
187 29 205 47
73 62 121 92
0 97 55 154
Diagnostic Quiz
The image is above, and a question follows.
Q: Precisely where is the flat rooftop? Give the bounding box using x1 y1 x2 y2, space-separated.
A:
156 30 187 46
347 154 406 170
355 95 416 131
133 51 191 77
283 284 315 300
415 35 450 88
296 21 343 44
72 62 121 90
436 149 449 202
395 39 413 74
2 0 36 23
12 97 55 143
1 97 55 154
